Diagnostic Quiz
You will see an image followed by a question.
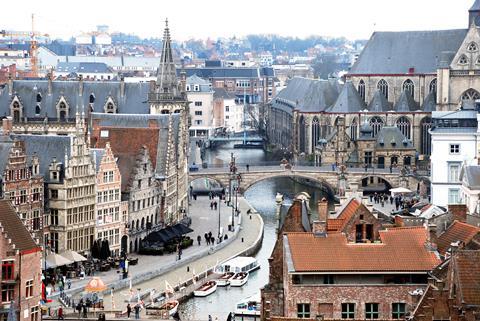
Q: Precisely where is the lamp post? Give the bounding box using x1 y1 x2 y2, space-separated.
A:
217 193 221 242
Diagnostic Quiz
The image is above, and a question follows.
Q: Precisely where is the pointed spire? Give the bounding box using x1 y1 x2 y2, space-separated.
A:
470 0 480 11
156 18 179 97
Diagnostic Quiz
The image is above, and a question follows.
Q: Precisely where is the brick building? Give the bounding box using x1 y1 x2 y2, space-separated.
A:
0 200 42 321
91 143 128 256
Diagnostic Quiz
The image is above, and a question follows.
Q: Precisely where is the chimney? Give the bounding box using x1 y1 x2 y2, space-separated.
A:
149 80 156 92
7 73 13 95
2 117 12 135
313 198 328 234
47 72 53 95
394 215 404 227
78 74 84 96
448 204 467 223
120 76 125 97
426 223 438 251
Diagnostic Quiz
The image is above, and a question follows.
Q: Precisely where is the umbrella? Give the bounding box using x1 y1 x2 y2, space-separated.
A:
389 187 412 195
45 253 74 269
172 223 194 235
7 301 16 321
60 250 87 263
85 277 107 293
91 240 100 259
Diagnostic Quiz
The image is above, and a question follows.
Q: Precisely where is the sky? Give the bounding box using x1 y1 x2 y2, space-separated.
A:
0 0 475 41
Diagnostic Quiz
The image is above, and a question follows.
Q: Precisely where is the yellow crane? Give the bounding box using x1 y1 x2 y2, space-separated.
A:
0 14 49 78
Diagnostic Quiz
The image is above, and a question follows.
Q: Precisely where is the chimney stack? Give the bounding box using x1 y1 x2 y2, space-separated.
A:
78 74 84 96
448 204 467 223
7 73 13 95
2 117 12 135
313 198 329 235
426 223 438 251
48 72 53 95
120 76 125 97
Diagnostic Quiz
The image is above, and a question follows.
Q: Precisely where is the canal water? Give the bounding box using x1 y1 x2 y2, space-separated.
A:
179 143 332 320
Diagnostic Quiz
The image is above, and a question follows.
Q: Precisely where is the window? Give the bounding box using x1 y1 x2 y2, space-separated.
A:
311 117 320 153
1 284 14 302
468 42 478 52
358 80 366 102
194 85 199 91
429 78 437 94
100 130 109 138
19 189 27 204
195 120 203 125
25 279 34 297
396 116 411 140
461 89 480 101
1 261 14 280
420 117 433 155
195 111 203 116
403 79 414 98
392 303 406 319
51 210 59 226
35 105 41 115
369 116 384 137
194 101 202 107
450 144 460 154
323 275 334 284
459 55 468 65
448 162 461 183
341 303 355 319
377 79 388 100
31 305 39 321
51 190 58 199
448 189 461 204
297 303 310 318
365 303 379 319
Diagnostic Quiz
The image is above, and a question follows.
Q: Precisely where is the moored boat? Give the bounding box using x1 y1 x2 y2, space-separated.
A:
215 256 259 274
234 293 261 316
230 272 248 287
216 272 235 286
159 300 179 316
193 280 217 297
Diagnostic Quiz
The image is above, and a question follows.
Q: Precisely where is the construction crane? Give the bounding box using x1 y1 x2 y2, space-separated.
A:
0 14 49 78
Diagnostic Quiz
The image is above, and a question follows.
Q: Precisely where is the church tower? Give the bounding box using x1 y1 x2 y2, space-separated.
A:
469 0 480 27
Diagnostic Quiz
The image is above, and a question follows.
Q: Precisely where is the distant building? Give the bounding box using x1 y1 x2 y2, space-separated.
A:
0 200 42 321
55 62 116 80
186 75 214 137
460 164 480 214
213 88 244 133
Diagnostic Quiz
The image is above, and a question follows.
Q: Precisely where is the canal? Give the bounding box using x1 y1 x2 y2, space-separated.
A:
179 142 333 320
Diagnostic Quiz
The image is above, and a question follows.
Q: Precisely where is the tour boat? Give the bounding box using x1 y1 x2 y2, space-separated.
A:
216 272 235 286
234 293 261 316
193 280 217 297
159 300 179 316
230 272 249 287
215 256 259 274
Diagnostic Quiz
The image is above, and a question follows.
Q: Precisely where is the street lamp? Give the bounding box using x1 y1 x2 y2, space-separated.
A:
217 193 221 242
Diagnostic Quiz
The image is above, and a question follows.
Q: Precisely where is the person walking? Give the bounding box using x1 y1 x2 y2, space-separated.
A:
204 233 209 245
197 235 201 246
67 279 71 290
246 164 250 172
210 202 213 210
58 307 64 320
134 304 140 319
127 304 132 319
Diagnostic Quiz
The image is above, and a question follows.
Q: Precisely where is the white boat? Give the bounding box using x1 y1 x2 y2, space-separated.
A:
193 280 217 297
160 300 179 316
145 300 178 318
230 272 248 287
216 272 235 286
215 256 259 274
234 293 261 316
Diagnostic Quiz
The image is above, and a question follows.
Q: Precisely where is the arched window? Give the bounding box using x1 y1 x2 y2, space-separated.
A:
377 79 388 100
89 94 95 104
36 93 42 103
396 116 411 140
358 80 366 102
369 116 384 137
468 42 478 52
403 79 414 98
35 105 41 115
461 88 480 101
106 102 115 114
299 116 306 153
141 217 145 229
459 55 468 65
350 118 358 141
12 101 21 122
429 78 437 94
420 117 433 155
58 102 67 121
311 117 320 153
136 219 139 230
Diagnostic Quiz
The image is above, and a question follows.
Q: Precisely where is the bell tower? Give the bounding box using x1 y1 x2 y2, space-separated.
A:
469 0 480 27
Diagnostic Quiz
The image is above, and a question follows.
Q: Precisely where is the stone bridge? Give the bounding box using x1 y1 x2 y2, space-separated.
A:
189 165 426 196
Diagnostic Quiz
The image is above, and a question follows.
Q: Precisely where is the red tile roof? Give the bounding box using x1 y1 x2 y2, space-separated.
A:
437 221 480 255
327 198 361 232
453 250 480 306
286 227 440 272
0 200 39 252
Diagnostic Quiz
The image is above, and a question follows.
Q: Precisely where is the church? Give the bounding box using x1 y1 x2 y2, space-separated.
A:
267 1 480 170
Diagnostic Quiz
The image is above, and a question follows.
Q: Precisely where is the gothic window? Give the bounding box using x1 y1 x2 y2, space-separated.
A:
350 118 358 141
12 101 21 122
106 102 115 114
459 55 468 65
420 117 432 155
396 116 411 140
35 105 41 115
402 79 414 98
377 79 388 100
299 116 306 153
358 80 366 102
369 116 384 138
468 42 478 52
461 88 480 101
36 93 42 103
58 102 67 121
429 78 437 94
311 117 320 153
89 94 95 104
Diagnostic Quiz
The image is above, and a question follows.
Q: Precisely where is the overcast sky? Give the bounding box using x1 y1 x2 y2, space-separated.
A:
0 0 475 41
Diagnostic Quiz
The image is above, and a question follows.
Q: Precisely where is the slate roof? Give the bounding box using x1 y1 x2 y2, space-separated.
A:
350 29 467 74
471 0 480 11
452 250 480 306
0 136 14 177
0 200 39 251
286 226 440 272
368 90 390 112
327 81 366 113
57 62 113 74
422 91 437 112
460 165 480 190
213 88 236 100
437 221 480 255
90 148 106 173
375 126 414 149
395 91 420 112
271 77 340 114
0 80 150 120
12 134 72 182
182 67 274 79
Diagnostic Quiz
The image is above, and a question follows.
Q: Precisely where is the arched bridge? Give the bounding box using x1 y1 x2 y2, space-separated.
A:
189 165 423 196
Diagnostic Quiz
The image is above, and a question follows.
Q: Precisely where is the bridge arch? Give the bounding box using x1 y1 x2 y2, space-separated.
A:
189 176 226 195
360 175 394 195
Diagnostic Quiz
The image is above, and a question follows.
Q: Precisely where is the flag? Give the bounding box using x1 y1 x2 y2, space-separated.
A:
165 280 174 295
192 268 196 285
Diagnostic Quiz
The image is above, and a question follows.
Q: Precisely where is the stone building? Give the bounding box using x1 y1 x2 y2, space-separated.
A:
91 143 128 256
0 200 42 321
186 75 214 137
267 2 480 164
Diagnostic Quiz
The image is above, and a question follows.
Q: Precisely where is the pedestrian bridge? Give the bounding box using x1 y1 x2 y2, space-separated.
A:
189 165 424 196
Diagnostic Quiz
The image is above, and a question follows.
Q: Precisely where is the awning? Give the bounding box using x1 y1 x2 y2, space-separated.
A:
389 187 412 195
60 250 87 263
45 253 74 269
144 224 194 244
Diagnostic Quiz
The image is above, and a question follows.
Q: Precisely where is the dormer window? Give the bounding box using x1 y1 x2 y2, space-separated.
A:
56 97 69 121
186 85 191 91
104 97 116 114
459 55 468 65
194 85 199 91
35 105 41 115
89 94 95 104
36 93 42 103
468 42 478 52
12 101 21 122
106 102 115 114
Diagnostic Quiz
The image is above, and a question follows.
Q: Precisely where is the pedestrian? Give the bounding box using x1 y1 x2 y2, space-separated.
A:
208 231 212 239
246 164 250 172
364 163 368 172
209 191 213 200
204 233 209 244
211 236 215 245
82 303 87 318
134 304 140 319
214 201 217 210
390 196 393 205
197 235 201 246
58 307 64 320
127 304 132 319
331 163 335 171
178 246 183 260
210 202 213 210
67 279 71 290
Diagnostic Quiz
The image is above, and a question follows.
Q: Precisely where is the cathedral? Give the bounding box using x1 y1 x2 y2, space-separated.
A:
268 1 480 170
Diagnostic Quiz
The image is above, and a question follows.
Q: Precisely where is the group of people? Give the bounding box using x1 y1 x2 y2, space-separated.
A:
370 193 409 211
126 303 142 319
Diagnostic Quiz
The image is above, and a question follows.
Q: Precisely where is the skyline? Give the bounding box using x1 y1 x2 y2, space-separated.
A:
0 0 475 41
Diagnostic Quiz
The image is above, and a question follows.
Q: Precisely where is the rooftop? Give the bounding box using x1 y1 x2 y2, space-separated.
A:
0 200 39 252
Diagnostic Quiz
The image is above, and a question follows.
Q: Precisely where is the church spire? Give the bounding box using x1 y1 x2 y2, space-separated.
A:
469 0 480 26
156 18 179 97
